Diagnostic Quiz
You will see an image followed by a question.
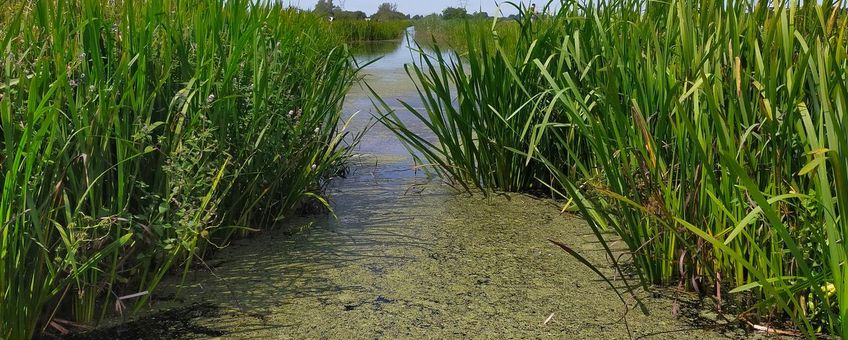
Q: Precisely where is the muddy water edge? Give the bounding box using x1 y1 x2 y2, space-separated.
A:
70 32 753 339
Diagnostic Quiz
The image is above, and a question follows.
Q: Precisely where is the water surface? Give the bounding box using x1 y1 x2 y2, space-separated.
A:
343 32 440 162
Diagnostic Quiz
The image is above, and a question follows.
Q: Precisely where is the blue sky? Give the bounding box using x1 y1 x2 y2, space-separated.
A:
284 0 532 16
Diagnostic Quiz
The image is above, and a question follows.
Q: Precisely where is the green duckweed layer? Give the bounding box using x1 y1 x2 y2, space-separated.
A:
77 157 756 339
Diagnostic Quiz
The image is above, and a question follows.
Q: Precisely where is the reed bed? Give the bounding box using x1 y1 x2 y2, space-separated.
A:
332 20 410 42
412 17 520 54
0 1 358 338
379 9 567 192
379 0 848 336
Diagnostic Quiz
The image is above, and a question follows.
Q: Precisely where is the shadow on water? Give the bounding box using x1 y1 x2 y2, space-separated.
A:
65 304 226 340
71 167 446 338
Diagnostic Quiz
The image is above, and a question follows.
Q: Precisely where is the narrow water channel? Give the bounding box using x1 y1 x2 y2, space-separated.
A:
81 31 738 339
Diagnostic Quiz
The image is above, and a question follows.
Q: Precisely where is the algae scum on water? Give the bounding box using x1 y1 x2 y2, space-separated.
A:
72 38 748 339
80 160 738 339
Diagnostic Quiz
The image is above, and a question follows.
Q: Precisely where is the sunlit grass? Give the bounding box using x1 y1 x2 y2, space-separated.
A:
0 0 358 338
332 20 410 42
413 17 520 54
380 0 848 336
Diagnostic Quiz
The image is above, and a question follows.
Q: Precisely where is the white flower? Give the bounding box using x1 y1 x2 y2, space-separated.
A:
288 110 295 117
314 127 320 134
207 94 215 103
311 164 317 171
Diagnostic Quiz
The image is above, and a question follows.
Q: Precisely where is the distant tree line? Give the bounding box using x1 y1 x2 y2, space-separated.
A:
313 1 409 21
409 7 491 20
314 1 509 22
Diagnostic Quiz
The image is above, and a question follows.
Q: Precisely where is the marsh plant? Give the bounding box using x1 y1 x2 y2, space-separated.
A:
412 16 520 54
0 0 359 338
332 20 411 42
380 0 848 336
378 2 575 193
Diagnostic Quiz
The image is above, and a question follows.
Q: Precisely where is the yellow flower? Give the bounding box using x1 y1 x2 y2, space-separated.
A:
821 282 836 297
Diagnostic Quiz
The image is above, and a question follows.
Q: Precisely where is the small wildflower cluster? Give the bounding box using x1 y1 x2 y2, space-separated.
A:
288 108 303 119
67 70 86 90
64 52 90 90
822 282 836 297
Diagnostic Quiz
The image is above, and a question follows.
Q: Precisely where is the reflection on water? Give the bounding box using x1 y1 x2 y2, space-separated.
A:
348 29 425 98
349 39 403 58
343 28 437 164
